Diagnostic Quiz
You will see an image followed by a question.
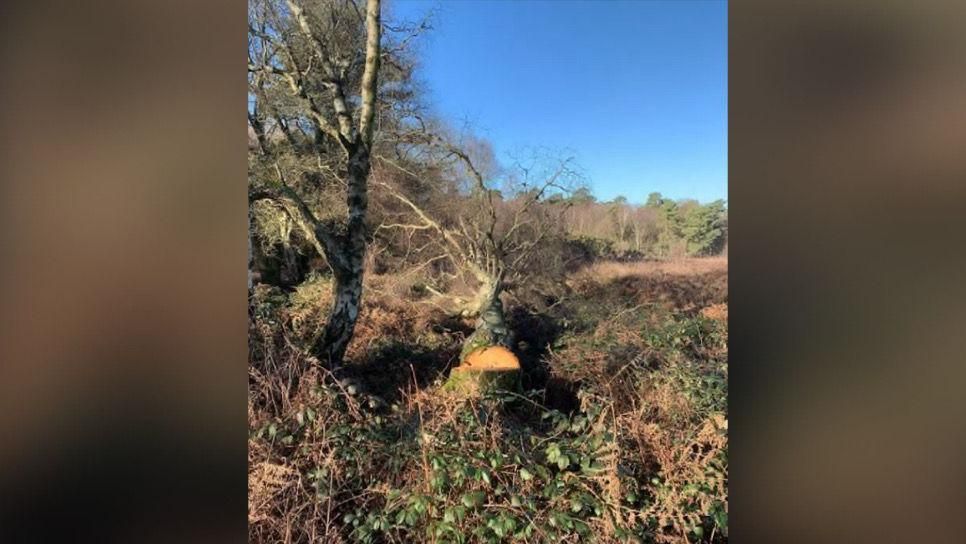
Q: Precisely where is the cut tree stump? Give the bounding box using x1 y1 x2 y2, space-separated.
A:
444 345 521 395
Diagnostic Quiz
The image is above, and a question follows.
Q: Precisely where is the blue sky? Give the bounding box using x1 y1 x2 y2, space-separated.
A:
388 0 727 205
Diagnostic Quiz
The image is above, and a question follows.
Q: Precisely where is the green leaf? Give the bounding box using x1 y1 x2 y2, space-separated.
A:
503 516 517 534
557 454 571 470
545 443 561 463
488 518 505 537
461 491 485 509
519 468 533 481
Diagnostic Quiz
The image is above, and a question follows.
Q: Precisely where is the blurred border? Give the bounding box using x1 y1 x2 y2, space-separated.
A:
0 0 247 541
731 0 966 542
2 0 966 541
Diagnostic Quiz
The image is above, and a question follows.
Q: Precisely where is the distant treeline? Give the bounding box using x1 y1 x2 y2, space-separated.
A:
252 188 727 289
560 189 728 260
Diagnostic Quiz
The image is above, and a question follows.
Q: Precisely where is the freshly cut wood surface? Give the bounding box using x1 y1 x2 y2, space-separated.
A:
462 345 520 370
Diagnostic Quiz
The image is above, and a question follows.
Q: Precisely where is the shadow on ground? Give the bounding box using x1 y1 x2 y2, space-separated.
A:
343 306 582 413
507 306 581 414
344 339 461 404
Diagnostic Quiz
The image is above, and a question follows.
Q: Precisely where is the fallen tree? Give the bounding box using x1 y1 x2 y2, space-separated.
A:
372 128 583 389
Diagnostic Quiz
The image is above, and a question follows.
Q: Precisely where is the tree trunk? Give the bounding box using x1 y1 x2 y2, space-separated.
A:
315 147 370 368
317 268 363 366
311 0 379 368
448 276 521 395
279 244 299 286
461 277 511 359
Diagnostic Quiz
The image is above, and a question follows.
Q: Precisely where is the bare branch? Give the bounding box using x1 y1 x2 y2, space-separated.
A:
372 176 463 258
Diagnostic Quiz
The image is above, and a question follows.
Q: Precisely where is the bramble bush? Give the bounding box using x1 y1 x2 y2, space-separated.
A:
249 259 727 543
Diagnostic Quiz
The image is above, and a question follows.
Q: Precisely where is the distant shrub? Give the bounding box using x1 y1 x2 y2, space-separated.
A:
563 235 617 269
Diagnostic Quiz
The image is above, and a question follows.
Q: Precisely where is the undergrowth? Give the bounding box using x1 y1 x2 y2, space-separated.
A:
249 259 728 543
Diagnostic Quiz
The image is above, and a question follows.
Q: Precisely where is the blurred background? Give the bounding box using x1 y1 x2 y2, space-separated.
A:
0 0 964 541
0 0 247 541
731 0 966 541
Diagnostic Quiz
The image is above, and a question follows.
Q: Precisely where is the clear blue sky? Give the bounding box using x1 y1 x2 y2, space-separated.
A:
388 0 727 205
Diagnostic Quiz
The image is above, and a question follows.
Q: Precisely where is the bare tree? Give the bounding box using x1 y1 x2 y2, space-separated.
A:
375 129 583 356
247 0 389 367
